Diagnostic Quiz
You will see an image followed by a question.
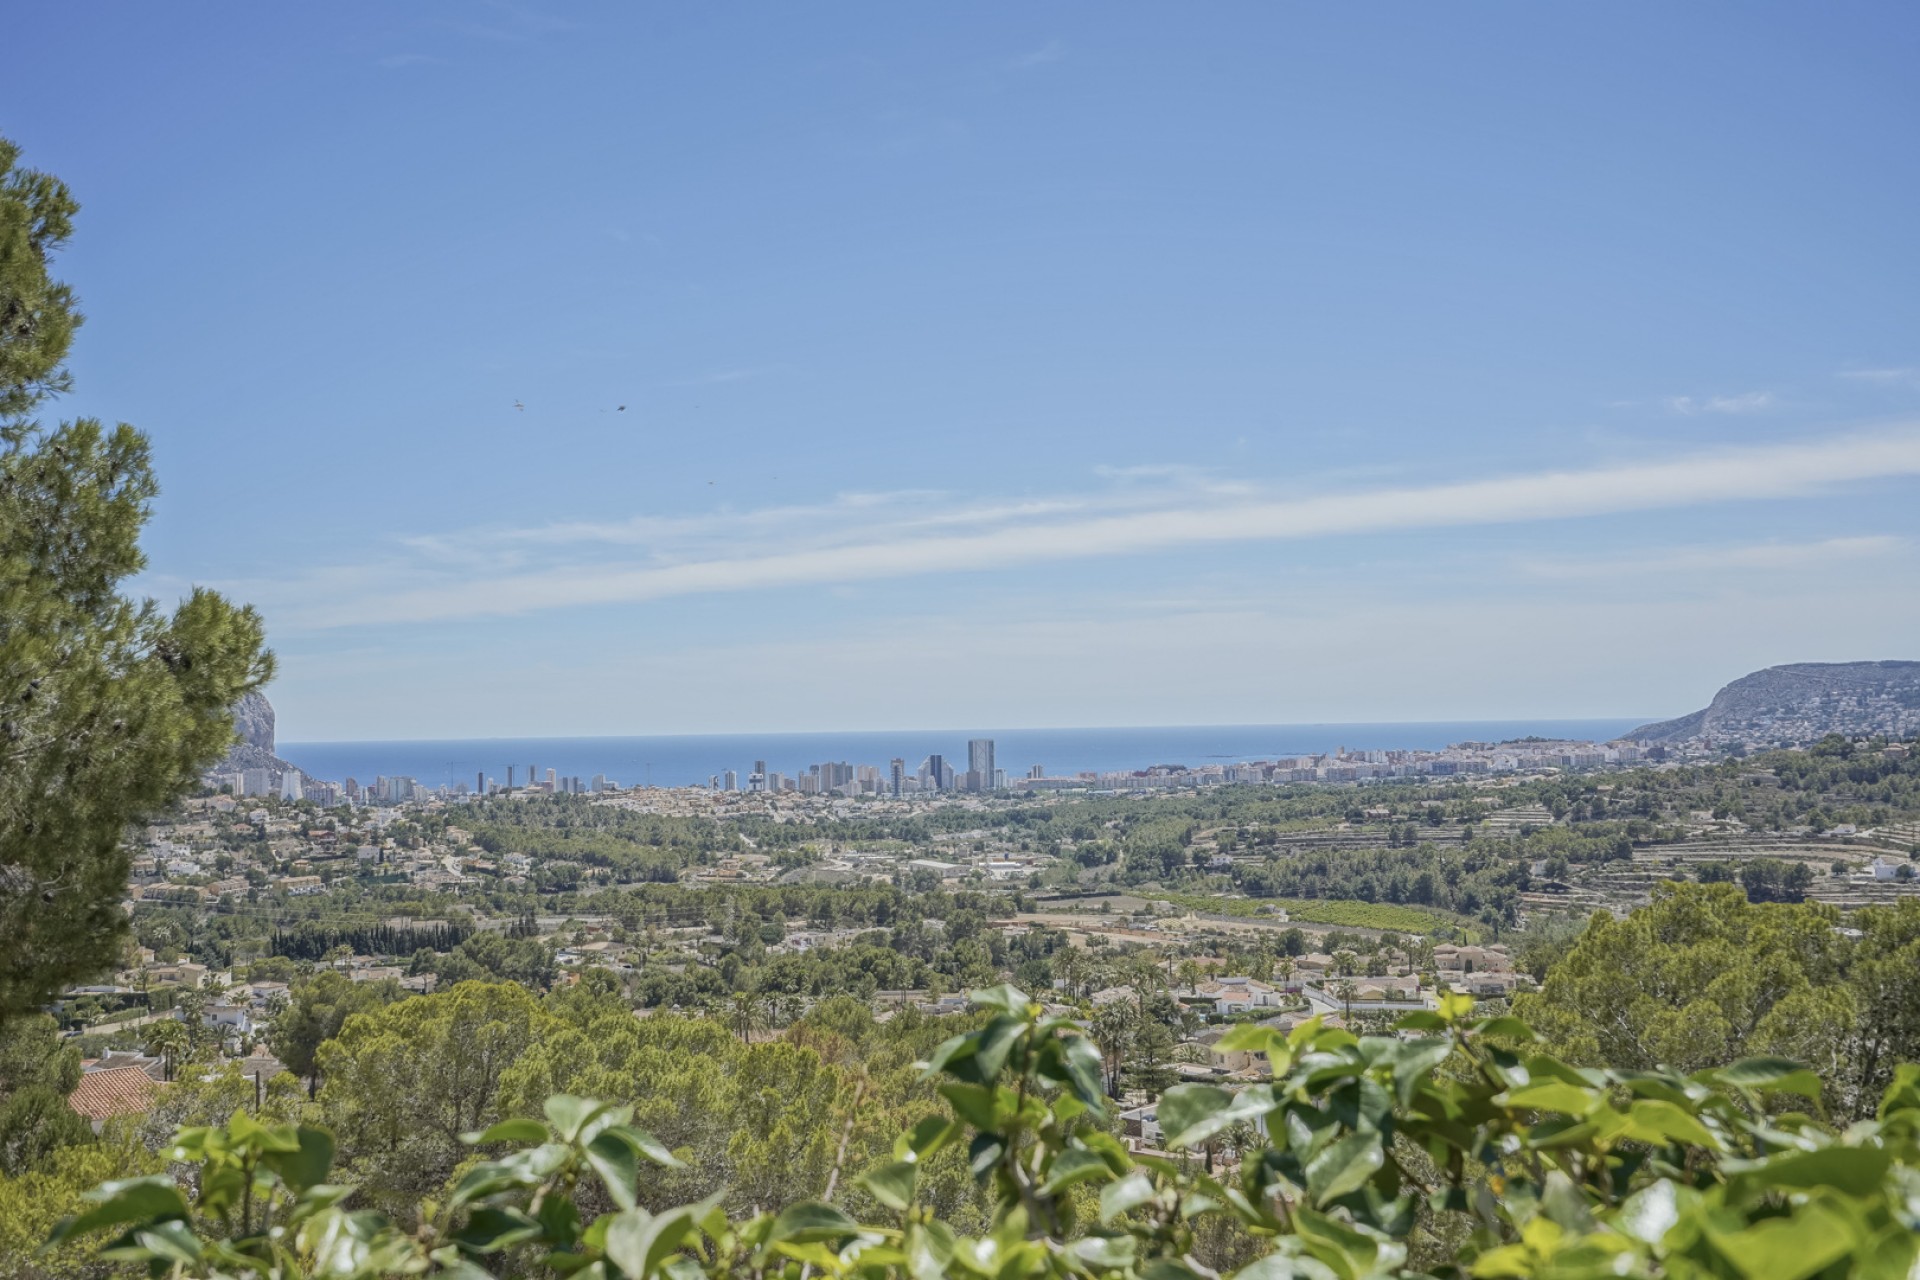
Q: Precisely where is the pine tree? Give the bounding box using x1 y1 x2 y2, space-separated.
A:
0 135 272 1021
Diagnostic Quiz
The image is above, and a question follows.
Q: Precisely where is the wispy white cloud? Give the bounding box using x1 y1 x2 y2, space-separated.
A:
1667 391 1776 415
1838 366 1918 386
1090 463 1258 497
1515 534 1906 580
249 425 1920 630
397 489 1079 558
273 567 1920 738
1004 41 1066 71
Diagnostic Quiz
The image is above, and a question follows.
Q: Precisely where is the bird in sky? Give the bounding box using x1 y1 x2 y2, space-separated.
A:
513 400 524 411
617 405 627 411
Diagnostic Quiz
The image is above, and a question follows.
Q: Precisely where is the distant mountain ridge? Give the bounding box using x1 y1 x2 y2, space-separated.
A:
1629 661 1920 745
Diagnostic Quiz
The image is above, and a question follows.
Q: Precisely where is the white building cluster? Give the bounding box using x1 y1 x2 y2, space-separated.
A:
709 739 1008 798
1022 740 1647 792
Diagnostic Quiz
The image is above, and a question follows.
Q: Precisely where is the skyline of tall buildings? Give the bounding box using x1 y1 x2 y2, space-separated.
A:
209 729 1672 812
436 739 1012 802
223 736 1197 805
705 739 1006 798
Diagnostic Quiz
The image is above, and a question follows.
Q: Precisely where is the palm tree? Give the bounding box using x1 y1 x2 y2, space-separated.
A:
1052 945 1085 999
175 989 210 1052
1090 1003 1134 1099
144 1019 188 1083
724 990 765 1041
764 991 799 1029
1221 1118 1261 1171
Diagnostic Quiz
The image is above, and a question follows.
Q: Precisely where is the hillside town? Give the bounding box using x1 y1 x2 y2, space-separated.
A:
41 721 1917 1141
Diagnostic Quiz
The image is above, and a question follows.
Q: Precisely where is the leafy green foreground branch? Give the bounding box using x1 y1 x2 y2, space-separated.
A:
50 991 1920 1280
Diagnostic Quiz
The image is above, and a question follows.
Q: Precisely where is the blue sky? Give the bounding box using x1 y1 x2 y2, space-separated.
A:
8 2 1919 738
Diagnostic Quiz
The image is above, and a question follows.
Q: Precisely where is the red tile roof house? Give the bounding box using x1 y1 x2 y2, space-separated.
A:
68 1065 160 1133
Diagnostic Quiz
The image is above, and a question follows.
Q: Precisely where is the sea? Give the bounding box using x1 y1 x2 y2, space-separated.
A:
280 720 1646 791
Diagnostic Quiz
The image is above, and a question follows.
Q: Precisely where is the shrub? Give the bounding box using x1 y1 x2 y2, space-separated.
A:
50 989 1920 1280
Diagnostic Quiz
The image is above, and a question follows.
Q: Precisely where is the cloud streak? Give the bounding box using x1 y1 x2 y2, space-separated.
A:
1667 391 1776 415
280 426 1920 629
1004 41 1065 70
1839 367 1919 387
1515 535 1907 580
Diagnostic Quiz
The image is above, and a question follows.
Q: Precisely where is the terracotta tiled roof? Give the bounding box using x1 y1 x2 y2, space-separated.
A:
68 1066 160 1123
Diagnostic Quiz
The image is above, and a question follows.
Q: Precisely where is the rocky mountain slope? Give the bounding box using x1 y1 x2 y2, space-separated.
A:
1629 661 1920 745
210 691 301 780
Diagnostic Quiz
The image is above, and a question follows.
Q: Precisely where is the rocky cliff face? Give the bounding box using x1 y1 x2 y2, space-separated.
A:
230 690 275 755
1629 661 1920 745
210 691 299 780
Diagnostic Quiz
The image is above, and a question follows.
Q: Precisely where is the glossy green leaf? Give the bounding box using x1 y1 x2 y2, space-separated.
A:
1160 1083 1278 1150
1621 1099 1721 1150
967 1015 1028 1083
1472 1017 1539 1043
586 1130 641 1210
1614 1180 1681 1245
1292 1207 1381 1279
130 1220 202 1265
606 1204 700 1279
545 1095 611 1143
607 1123 683 1169
226 1108 302 1154
47 1177 191 1243
1056 1032 1108 1113
969 984 1031 1016
1705 1201 1857 1280
465 1117 549 1147
1070 1235 1137 1269
896 1114 957 1161
1156 1084 1233 1149
765 1200 861 1245
261 1125 335 1193
938 1081 1005 1131
1707 1058 1824 1101
1216 1024 1287 1053
1039 1148 1115 1195
1305 1130 1383 1205
450 1207 544 1256
1099 1171 1156 1223
1731 1146 1892 1198
861 1159 917 1211
1501 1080 1602 1116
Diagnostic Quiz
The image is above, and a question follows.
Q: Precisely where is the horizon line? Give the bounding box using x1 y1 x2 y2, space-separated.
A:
279 714 1655 748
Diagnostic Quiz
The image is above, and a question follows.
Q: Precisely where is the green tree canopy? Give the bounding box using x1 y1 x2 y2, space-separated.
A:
268 972 402 1094
314 980 561 1210
1519 881 1920 1116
